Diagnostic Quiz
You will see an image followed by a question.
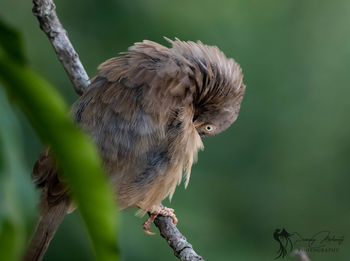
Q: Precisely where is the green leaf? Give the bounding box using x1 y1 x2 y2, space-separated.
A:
0 219 21 261
0 20 119 261
0 87 36 261
0 19 26 64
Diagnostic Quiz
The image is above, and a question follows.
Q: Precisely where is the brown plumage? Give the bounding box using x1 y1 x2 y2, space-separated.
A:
25 38 245 260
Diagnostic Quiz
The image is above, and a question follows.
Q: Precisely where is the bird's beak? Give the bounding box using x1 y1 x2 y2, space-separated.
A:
193 122 204 129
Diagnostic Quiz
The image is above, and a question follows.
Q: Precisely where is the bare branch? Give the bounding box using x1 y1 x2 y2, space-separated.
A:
154 216 204 261
32 0 205 260
32 0 90 95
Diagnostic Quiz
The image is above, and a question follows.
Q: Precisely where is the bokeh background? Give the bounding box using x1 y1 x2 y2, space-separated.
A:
1 0 350 260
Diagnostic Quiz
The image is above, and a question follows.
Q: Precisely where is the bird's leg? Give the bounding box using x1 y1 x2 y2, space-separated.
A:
142 205 178 235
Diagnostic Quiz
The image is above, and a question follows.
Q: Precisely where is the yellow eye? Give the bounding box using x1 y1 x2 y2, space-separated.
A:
203 124 216 133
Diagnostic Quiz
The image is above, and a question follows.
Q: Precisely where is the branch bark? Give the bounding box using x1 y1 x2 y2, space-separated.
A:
32 0 204 260
32 0 90 95
154 216 204 261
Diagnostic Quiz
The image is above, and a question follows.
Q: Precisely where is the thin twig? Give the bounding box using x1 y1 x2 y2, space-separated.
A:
32 0 90 95
154 216 204 261
32 0 204 260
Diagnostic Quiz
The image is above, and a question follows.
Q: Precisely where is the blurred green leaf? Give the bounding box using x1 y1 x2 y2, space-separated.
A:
0 220 19 261
0 18 26 64
0 88 34 261
0 20 119 261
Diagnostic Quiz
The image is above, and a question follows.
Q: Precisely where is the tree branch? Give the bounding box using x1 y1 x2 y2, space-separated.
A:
32 0 205 260
32 0 90 95
154 216 204 261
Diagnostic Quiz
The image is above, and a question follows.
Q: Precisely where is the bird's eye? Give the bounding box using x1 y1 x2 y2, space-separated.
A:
203 124 216 133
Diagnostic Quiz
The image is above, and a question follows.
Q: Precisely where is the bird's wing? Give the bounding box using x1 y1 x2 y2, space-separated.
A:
72 77 167 162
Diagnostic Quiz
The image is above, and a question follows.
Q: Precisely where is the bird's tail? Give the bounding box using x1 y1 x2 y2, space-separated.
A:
23 200 68 261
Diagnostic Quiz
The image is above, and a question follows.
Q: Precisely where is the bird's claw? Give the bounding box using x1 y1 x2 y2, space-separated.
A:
142 213 157 235
142 206 178 235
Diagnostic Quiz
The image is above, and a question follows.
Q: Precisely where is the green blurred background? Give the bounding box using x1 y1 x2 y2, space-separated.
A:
1 0 350 260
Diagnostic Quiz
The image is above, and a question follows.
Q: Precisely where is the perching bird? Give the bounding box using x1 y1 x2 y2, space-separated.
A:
24 38 245 260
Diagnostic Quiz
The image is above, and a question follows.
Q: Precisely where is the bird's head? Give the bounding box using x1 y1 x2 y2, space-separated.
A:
98 38 245 138
193 102 243 137
169 39 246 137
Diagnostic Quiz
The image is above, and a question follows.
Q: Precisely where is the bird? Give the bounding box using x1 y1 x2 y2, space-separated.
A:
24 38 246 260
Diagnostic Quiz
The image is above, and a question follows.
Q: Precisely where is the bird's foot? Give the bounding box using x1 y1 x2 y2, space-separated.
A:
142 205 178 235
